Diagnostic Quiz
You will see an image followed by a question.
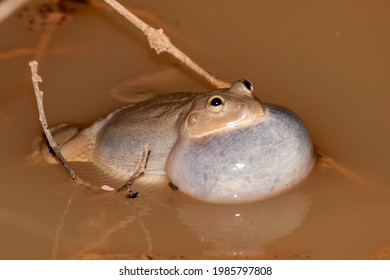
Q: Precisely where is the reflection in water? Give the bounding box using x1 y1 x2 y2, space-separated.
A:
55 179 312 258
176 193 311 255
48 169 311 258
71 163 175 216
0 206 53 240
62 174 178 259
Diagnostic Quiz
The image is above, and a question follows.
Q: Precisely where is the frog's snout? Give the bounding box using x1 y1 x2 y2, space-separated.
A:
229 80 254 96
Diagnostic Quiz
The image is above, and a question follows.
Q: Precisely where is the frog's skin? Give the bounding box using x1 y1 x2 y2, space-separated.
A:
39 80 314 204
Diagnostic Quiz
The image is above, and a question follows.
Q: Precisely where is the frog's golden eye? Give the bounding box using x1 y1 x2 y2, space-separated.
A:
207 95 226 113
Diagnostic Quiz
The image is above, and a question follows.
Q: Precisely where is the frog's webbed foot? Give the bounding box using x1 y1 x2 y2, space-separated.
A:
168 182 179 191
117 144 151 199
29 124 78 164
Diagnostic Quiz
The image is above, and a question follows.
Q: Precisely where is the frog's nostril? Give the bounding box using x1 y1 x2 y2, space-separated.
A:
241 79 253 93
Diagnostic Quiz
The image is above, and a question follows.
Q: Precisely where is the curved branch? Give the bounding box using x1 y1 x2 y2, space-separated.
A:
103 0 231 89
29 60 82 184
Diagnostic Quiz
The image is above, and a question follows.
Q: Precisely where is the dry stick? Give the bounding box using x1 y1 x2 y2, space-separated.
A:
90 0 199 50
118 143 151 196
103 0 231 89
29 60 82 184
30 60 149 191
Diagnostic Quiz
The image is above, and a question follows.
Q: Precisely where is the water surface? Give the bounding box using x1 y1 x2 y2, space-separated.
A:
0 0 389 259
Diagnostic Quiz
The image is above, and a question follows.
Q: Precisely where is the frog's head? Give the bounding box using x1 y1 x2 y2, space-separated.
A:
180 80 265 139
167 79 314 204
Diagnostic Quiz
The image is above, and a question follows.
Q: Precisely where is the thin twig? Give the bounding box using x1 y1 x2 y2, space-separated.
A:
118 143 151 196
29 60 82 184
103 0 231 89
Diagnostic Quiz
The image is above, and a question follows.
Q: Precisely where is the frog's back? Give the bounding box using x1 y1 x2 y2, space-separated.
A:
92 92 198 178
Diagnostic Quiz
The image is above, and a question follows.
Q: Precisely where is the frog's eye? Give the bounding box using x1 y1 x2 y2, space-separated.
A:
241 79 253 93
207 95 226 113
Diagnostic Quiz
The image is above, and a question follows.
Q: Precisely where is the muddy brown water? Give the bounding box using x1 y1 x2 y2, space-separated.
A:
0 0 389 259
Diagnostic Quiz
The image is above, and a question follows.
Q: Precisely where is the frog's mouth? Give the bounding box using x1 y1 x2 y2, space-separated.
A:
183 106 267 139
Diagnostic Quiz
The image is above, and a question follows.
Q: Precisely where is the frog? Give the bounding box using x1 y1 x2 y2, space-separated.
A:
37 79 315 204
